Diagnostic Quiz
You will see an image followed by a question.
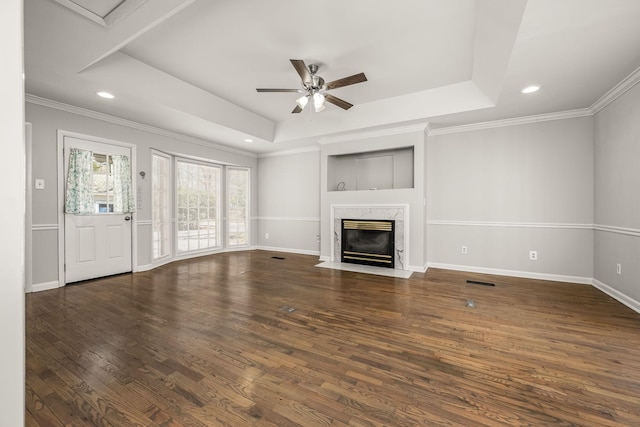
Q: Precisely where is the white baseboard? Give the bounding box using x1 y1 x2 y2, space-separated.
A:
137 246 259 272
136 264 154 272
592 279 640 315
256 246 320 256
319 255 330 262
138 246 317 274
426 262 592 285
137 258 173 272
409 264 429 273
29 280 60 293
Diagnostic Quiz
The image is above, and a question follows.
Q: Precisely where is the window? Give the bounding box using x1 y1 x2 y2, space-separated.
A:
176 160 221 253
227 167 249 247
151 153 251 259
152 152 171 260
92 153 115 212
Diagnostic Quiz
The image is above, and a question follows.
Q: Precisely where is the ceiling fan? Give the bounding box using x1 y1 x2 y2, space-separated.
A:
257 59 367 113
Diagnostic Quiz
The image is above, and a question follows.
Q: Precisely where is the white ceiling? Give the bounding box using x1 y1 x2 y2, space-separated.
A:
24 0 640 153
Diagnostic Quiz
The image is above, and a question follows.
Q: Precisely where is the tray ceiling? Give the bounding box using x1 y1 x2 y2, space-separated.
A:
25 0 640 153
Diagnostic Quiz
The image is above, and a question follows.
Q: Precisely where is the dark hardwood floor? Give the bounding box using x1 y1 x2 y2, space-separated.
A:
26 250 640 426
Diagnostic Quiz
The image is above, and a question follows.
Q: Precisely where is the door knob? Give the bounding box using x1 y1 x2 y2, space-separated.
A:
124 216 131 221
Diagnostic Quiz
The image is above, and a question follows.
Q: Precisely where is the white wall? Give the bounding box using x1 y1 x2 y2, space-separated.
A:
26 101 258 287
594 82 640 309
427 117 594 281
257 149 321 254
0 0 25 424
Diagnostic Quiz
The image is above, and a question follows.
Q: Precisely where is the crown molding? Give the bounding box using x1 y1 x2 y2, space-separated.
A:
25 94 257 158
428 109 592 136
317 122 429 145
590 64 640 114
258 145 320 158
429 65 640 137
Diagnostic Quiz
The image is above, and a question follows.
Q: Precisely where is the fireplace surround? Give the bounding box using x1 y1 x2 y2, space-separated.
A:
331 204 408 271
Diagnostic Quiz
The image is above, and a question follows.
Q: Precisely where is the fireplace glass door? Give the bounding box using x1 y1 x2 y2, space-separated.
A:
341 219 395 268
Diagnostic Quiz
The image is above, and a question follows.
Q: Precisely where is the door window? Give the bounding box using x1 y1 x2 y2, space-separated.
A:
92 153 114 212
65 148 135 214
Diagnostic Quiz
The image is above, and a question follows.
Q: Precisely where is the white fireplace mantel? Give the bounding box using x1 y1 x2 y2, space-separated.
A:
330 204 410 271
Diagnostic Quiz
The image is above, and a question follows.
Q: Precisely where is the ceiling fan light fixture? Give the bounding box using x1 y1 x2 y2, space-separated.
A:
296 95 309 109
313 92 325 112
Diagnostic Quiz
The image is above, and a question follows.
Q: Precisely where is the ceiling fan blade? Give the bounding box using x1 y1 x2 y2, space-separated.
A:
292 104 304 114
256 88 303 93
325 94 353 110
290 59 312 84
325 72 367 90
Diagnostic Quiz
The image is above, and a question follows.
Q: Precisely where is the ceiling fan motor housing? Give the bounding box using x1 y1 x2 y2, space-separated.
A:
306 65 325 92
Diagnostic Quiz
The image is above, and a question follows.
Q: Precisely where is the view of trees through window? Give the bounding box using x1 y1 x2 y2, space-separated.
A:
176 160 220 253
227 167 249 246
152 154 250 259
92 153 114 213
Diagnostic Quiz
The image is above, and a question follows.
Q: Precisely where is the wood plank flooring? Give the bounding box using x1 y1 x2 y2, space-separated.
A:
26 250 640 426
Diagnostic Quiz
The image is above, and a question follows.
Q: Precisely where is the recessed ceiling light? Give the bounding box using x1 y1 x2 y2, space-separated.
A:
521 85 541 94
97 91 115 99
244 138 254 143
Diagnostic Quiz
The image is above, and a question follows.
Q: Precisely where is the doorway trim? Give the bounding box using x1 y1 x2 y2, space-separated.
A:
56 130 138 286
25 123 33 293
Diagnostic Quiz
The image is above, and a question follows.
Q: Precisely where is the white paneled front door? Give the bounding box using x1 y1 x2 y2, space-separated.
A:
63 136 133 284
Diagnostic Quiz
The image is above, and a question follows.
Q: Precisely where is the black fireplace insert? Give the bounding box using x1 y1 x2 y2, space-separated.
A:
341 219 395 268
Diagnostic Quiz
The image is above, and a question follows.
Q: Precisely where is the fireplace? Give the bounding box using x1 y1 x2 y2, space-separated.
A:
341 219 395 268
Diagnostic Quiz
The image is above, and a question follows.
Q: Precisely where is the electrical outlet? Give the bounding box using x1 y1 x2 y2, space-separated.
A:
616 263 622 275
461 245 468 254
265 233 269 239
529 250 538 261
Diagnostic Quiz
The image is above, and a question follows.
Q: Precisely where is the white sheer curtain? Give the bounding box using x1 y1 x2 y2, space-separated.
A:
65 148 94 214
112 154 136 213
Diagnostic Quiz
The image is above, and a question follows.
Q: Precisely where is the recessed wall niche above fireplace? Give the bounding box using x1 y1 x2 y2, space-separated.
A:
342 219 395 268
327 147 414 192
